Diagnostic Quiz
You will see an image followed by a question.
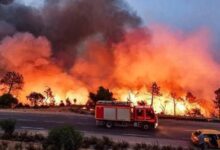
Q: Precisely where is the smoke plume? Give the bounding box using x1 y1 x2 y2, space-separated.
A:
0 0 219 115
0 0 141 67
0 0 13 5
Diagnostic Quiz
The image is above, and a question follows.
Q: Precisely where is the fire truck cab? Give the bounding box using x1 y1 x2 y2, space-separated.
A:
95 101 158 130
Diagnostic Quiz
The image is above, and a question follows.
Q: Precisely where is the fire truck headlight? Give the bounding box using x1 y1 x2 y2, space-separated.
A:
155 122 158 128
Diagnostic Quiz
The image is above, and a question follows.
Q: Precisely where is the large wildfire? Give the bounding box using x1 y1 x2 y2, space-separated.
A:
0 0 219 116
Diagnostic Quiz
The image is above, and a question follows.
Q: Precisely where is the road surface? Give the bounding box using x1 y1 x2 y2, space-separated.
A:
0 110 219 146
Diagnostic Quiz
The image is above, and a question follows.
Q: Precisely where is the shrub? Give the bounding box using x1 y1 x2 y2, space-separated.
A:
120 141 129 149
0 94 18 108
15 103 24 108
151 144 160 150
25 143 36 150
81 137 91 148
0 141 8 150
161 145 175 150
94 139 105 150
14 143 23 150
34 133 45 142
102 136 114 147
0 119 16 138
133 143 161 150
43 125 83 150
89 136 99 145
133 143 142 150
133 143 141 150
176 146 184 150
140 143 148 149
113 141 129 150
15 132 45 142
14 131 29 141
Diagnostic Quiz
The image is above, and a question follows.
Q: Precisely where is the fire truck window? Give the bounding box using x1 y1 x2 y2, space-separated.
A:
146 109 154 118
137 109 143 116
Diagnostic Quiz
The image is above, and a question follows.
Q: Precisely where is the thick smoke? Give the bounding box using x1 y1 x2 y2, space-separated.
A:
0 0 141 67
0 0 219 115
0 0 13 5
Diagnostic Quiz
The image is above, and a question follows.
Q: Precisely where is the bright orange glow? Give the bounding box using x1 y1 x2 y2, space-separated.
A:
0 25 219 116
114 88 205 115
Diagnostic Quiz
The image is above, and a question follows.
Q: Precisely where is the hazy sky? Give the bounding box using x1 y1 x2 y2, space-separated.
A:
17 0 220 54
127 0 220 52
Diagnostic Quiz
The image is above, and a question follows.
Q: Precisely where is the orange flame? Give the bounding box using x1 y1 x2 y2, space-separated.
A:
0 25 219 116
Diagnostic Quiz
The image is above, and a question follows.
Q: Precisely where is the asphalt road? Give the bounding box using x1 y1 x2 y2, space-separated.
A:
0 111 219 142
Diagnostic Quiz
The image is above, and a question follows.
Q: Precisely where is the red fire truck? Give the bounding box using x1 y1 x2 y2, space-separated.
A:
95 101 158 130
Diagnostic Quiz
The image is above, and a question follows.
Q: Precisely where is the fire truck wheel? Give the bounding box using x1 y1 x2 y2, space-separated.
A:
105 121 113 128
143 124 149 130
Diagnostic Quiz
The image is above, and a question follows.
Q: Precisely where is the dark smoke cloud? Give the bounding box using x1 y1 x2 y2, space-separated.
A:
0 21 15 39
0 4 43 37
0 0 13 5
0 0 141 67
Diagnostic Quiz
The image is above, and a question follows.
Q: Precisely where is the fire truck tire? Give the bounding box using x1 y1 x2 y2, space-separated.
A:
142 124 149 130
105 121 113 128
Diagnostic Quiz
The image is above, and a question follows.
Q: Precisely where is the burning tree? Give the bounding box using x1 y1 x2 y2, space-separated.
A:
88 86 115 108
171 92 178 116
185 92 196 113
59 100 65 107
27 92 45 107
73 98 77 105
150 82 160 107
137 100 147 106
0 71 24 94
44 87 55 106
187 108 202 117
160 100 169 115
65 98 72 106
186 92 196 103
214 88 220 118
127 91 139 102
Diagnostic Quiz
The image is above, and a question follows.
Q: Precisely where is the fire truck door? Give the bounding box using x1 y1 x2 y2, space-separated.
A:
135 108 145 121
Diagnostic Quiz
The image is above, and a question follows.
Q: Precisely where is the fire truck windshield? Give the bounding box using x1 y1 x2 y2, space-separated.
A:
146 109 155 118
137 109 144 116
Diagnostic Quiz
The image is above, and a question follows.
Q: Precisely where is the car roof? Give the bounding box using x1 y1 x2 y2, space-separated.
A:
197 129 220 135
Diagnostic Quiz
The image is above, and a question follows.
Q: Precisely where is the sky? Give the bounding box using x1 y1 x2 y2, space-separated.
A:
127 0 220 49
17 0 220 57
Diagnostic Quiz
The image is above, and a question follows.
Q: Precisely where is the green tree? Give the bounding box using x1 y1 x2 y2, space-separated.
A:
27 92 45 107
214 88 220 118
150 82 160 106
0 94 18 108
43 125 83 150
0 71 24 94
89 86 115 104
0 119 16 138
